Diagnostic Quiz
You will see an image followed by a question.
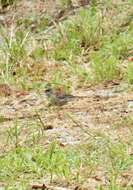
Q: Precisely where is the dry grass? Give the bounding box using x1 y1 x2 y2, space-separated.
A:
0 0 133 189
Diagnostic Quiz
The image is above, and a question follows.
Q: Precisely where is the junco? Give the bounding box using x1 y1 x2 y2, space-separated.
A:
45 87 75 106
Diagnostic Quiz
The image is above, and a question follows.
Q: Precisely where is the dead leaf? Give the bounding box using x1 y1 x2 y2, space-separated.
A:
0 84 12 97
31 183 48 189
15 91 29 98
128 57 133 62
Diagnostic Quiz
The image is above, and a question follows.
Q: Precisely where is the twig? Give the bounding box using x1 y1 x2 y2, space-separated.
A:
35 110 46 131
31 183 71 190
66 113 96 139
32 184 47 190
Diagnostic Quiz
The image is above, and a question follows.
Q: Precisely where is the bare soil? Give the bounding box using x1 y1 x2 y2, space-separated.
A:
0 1 133 189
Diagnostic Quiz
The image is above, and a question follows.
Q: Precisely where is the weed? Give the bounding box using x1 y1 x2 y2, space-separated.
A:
6 119 21 148
73 7 103 50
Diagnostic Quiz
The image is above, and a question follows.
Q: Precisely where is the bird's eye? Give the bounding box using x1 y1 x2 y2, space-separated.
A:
45 89 51 92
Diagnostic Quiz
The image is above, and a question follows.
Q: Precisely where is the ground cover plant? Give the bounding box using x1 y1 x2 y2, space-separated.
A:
0 0 133 189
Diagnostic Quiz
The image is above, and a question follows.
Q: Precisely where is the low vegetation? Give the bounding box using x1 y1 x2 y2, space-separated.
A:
0 0 133 189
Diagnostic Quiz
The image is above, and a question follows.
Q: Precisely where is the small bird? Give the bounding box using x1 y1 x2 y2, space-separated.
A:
45 87 75 106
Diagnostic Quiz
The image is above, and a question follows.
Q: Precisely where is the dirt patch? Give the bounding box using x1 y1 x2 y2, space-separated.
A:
0 1 133 189
0 82 132 150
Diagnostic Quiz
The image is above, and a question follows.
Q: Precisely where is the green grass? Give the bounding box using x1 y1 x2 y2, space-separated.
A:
1 121 133 189
90 53 119 82
0 0 133 189
126 62 133 84
0 0 132 88
0 115 133 189
0 143 82 188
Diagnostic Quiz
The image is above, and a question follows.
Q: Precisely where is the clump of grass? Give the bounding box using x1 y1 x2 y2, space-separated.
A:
49 6 102 61
0 27 44 90
73 7 103 50
50 21 81 61
90 52 119 82
0 28 28 64
0 27 29 82
126 62 133 84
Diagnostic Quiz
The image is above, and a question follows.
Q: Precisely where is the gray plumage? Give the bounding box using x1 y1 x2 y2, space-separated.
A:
45 88 75 106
